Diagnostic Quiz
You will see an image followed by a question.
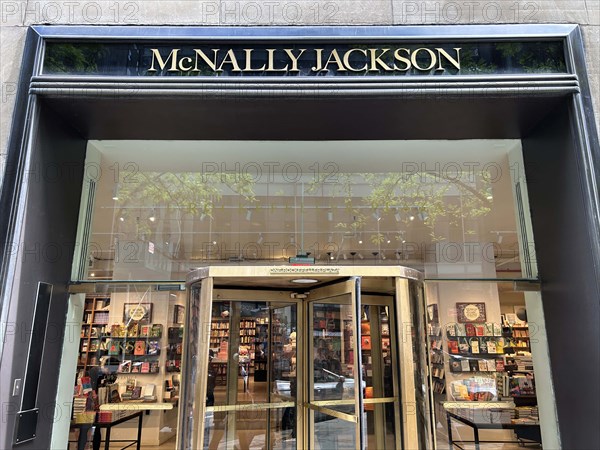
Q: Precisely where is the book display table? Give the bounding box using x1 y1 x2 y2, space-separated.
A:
71 403 173 450
446 407 541 450
71 410 143 450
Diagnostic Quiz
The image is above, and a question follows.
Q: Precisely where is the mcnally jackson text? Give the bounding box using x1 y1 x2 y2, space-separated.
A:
148 47 462 74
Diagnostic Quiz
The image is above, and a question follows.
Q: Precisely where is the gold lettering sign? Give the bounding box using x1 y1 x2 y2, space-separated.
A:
269 267 340 275
148 47 461 74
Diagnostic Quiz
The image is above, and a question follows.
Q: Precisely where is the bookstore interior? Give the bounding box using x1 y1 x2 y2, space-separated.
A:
67 139 548 449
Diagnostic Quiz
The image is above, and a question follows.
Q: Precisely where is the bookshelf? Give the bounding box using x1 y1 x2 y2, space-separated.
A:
254 320 268 382
502 325 531 352
498 324 536 405
426 304 445 396
78 295 110 374
166 326 184 373
210 318 229 348
105 324 163 374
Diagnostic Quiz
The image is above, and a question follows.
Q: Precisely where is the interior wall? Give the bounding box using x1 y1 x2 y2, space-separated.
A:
0 101 86 449
522 99 600 449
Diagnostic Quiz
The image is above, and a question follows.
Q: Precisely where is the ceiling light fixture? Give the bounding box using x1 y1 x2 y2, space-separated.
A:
246 209 253 221
292 278 319 284
149 209 156 222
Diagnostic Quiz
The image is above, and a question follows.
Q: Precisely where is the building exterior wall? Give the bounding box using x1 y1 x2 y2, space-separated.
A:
0 1 599 184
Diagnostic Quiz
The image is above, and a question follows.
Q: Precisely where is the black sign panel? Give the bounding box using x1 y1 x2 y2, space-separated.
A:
43 41 566 77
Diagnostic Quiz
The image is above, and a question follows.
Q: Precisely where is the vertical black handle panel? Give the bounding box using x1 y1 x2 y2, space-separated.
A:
21 282 53 411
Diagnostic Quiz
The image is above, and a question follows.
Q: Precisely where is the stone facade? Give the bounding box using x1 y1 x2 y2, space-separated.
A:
1 0 599 180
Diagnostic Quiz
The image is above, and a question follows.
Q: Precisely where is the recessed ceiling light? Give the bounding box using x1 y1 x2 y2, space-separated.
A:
291 278 318 284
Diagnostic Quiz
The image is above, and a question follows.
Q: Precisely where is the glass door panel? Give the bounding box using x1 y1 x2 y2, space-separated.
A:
178 276 213 450
360 297 402 450
203 299 298 450
306 278 364 450
270 305 299 446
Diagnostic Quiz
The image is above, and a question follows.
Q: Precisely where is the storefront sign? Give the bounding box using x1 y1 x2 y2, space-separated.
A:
148 47 461 74
43 41 566 77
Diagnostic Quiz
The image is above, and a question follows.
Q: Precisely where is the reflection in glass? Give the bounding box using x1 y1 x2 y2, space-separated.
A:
310 299 358 450
84 140 529 281
312 303 357 407
361 304 397 449
204 301 297 449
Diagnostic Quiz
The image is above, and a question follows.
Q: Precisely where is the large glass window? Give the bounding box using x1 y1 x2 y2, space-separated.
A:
83 140 530 282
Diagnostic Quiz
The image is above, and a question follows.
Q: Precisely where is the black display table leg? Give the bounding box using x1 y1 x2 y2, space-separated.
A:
447 414 454 449
136 412 143 450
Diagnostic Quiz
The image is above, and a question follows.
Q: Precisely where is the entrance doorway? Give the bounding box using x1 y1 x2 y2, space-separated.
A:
178 266 431 450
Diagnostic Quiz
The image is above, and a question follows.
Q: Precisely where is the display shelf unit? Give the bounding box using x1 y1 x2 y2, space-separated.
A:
271 312 291 382
78 295 110 374
100 324 163 374
426 305 446 396
445 325 504 376
166 326 184 373
254 321 268 382
502 325 531 352
210 318 229 348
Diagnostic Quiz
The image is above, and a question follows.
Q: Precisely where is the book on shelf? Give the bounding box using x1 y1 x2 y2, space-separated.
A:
446 324 456 337
131 386 142 400
134 341 146 355
80 376 92 394
147 340 160 355
448 340 459 354
458 338 470 353
484 323 494 336
493 323 502 336
381 323 390 336
150 324 163 338
450 359 461 373
118 360 132 373
361 336 371 350
460 359 471 372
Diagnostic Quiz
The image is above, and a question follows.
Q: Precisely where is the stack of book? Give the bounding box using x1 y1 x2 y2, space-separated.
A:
515 356 534 371
515 406 539 422
72 396 95 423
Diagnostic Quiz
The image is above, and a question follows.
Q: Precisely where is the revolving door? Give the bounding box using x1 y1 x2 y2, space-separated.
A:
177 266 432 450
